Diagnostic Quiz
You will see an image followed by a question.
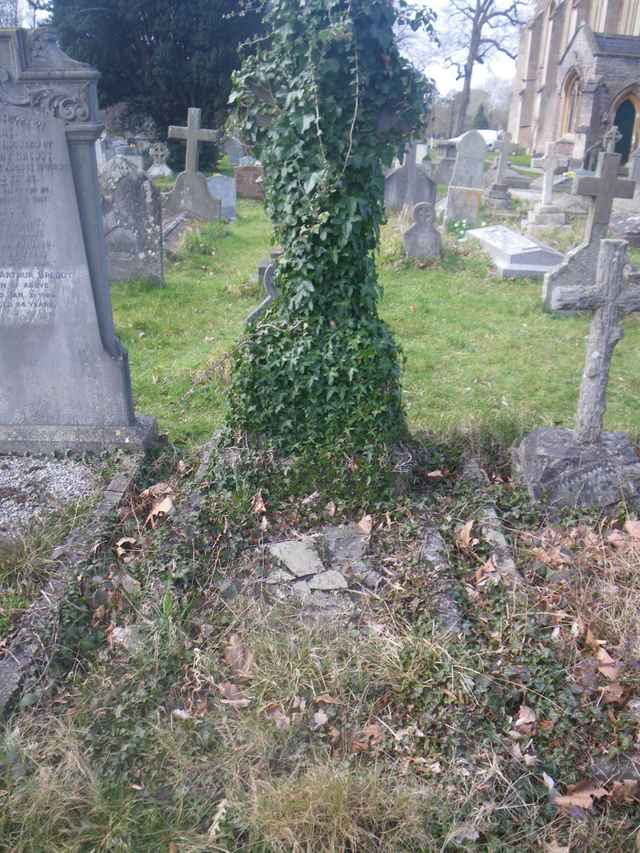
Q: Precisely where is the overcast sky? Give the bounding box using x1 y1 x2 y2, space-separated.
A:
414 0 519 95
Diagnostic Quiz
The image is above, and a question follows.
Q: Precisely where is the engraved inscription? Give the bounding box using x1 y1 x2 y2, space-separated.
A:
0 108 70 326
0 268 69 325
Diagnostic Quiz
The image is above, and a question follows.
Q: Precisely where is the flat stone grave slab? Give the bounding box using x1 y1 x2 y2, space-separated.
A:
467 225 563 279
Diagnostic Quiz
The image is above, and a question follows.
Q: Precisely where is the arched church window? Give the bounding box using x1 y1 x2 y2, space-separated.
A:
562 71 581 133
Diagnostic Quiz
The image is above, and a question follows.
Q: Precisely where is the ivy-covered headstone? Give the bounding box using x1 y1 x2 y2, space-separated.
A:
228 0 432 454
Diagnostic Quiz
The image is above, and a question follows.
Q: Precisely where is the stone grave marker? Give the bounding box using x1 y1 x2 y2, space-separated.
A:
165 107 221 220
484 132 512 209
629 147 640 184
434 140 457 186
224 136 244 165
514 239 640 509
467 225 563 279
100 156 164 285
524 142 567 236
207 174 236 220
384 141 436 213
147 142 173 179
403 202 442 261
449 130 486 189
444 131 486 225
235 163 265 200
543 127 635 310
0 27 155 453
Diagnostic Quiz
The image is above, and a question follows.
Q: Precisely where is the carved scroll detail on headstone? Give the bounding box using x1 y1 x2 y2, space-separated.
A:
0 67 89 122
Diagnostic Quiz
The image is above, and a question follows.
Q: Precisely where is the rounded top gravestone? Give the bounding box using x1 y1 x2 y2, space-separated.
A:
450 130 487 189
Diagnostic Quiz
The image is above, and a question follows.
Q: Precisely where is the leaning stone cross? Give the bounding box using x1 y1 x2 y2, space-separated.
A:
246 263 280 324
574 143 635 243
168 108 217 174
551 239 640 445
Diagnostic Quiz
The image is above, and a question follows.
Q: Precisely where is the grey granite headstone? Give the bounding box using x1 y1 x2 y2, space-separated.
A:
165 108 221 221
207 174 236 220
100 156 164 285
514 240 640 510
543 136 635 311
403 202 442 261
450 130 486 189
384 141 436 213
0 27 155 454
467 225 563 279
147 142 173 179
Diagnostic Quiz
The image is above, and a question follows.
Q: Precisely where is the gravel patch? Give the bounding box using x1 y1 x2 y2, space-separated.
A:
0 456 102 542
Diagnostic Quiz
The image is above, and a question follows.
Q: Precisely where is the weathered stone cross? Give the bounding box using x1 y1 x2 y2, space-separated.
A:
551 239 640 445
604 125 622 154
495 131 511 185
540 142 559 207
168 108 217 174
574 142 635 243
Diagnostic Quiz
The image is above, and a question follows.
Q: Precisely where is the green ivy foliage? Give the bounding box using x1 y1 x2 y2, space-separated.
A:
228 0 434 454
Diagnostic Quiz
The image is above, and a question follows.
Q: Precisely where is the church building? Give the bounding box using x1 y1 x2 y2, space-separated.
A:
508 0 640 164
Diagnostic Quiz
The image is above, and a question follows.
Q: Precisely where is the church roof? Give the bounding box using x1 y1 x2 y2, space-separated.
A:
592 33 640 57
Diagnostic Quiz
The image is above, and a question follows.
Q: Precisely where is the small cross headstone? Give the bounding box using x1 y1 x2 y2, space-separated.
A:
384 141 435 213
604 125 622 154
514 239 640 508
543 129 635 309
164 107 221 221
524 142 567 234
403 202 442 261
168 108 217 175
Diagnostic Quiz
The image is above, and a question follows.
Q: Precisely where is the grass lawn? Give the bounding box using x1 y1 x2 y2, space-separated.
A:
112 201 640 450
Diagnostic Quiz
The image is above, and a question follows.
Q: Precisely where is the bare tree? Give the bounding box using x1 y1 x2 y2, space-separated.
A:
0 0 19 26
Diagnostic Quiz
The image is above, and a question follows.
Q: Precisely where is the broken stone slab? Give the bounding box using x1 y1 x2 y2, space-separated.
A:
264 569 294 585
512 427 640 510
418 522 461 631
322 523 367 565
308 570 348 591
268 537 325 577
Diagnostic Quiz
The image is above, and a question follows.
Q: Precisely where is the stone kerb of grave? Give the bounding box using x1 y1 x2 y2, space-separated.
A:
403 202 442 261
0 26 155 453
164 108 221 221
514 239 640 509
543 133 635 311
467 225 563 279
100 156 164 285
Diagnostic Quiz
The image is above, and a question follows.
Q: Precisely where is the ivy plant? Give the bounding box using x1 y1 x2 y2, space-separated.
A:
228 0 434 456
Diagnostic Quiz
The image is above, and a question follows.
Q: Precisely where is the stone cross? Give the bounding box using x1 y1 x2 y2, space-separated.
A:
551 239 640 445
540 142 558 207
495 131 511 184
574 147 635 243
149 142 169 166
604 125 622 154
168 108 217 174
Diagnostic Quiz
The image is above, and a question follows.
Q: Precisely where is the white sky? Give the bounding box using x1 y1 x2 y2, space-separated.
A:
416 0 518 95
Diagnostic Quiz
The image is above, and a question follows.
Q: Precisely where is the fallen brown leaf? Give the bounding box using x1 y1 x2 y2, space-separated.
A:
515 704 537 735
601 682 625 704
145 496 175 528
611 779 639 804
456 519 477 551
224 634 254 681
358 514 373 536
314 694 340 705
217 682 251 708
351 721 384 753
554 780 609 811
596 647 621 681
251 491 267 514
265 703 290 731
624 520 640 540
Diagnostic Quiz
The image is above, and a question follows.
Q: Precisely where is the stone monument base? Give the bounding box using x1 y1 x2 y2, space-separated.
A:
512 427 640 509
483 183 512 209
0 416 157 455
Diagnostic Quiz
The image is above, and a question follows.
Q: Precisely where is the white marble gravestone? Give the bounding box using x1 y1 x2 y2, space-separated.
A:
147 142 173 179
445 131 486 225
0 27 155 453
467 225 563 279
